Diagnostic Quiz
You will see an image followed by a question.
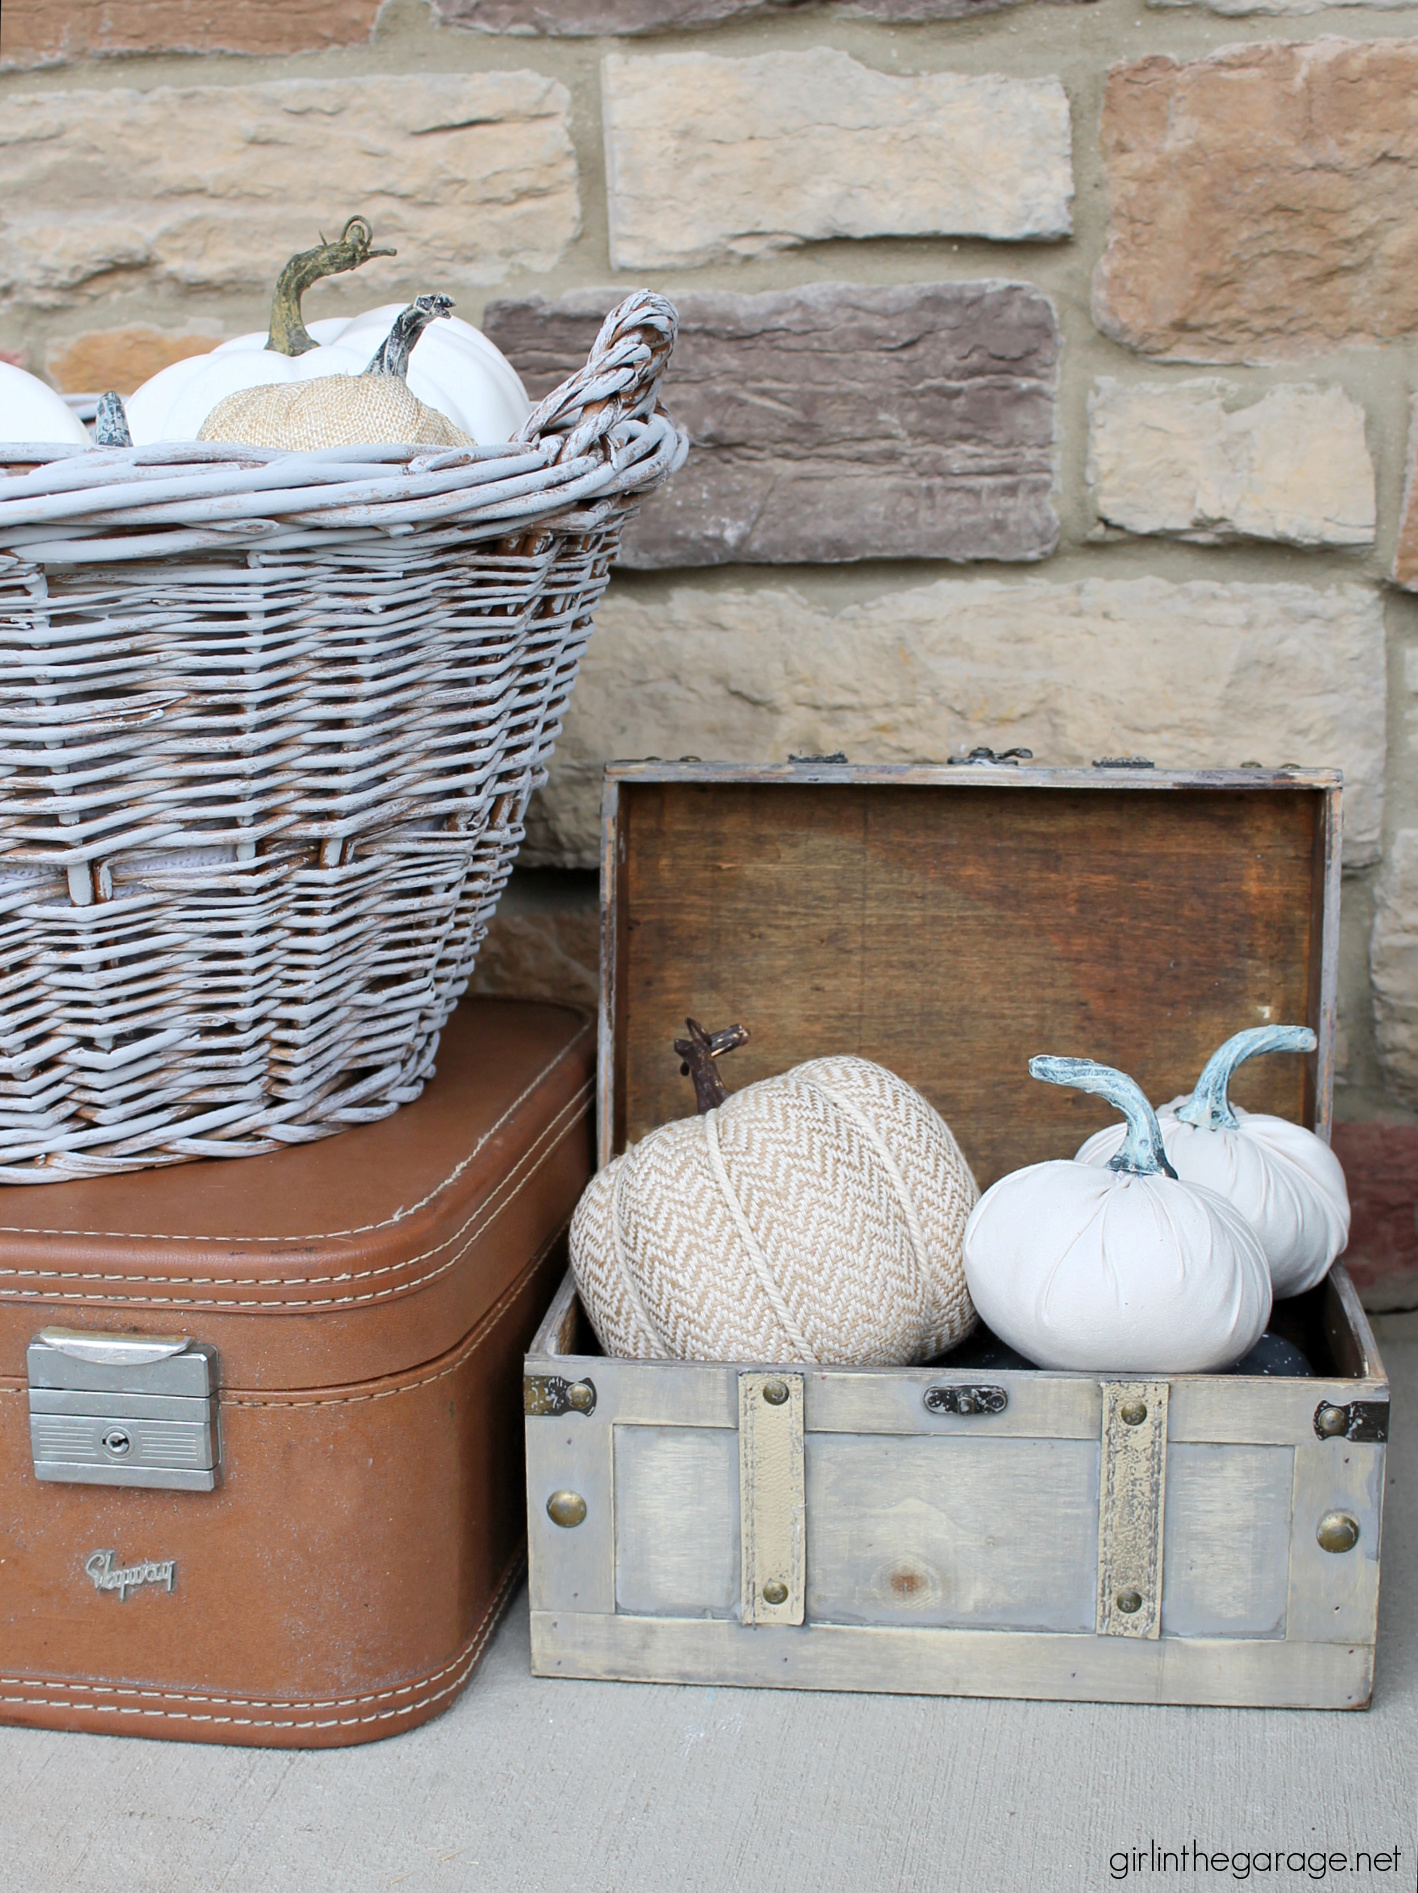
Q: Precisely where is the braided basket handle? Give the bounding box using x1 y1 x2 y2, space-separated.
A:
515 291 678 464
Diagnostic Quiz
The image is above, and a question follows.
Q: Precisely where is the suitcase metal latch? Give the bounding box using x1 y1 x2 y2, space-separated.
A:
27 1328 220 1491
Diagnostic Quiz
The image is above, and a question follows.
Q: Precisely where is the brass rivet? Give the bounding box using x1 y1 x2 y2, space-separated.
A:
1316 1404 1349 1438
567 1381 595 1414
1316 1511 1360 1554
546 1490 587 1529
1116 1590 1143 1615
1120 1401 1147 1427
763 1580 789 1605
763 1380 789 1406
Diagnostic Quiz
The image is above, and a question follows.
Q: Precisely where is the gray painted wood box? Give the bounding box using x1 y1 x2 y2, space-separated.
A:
524 763 1388 1708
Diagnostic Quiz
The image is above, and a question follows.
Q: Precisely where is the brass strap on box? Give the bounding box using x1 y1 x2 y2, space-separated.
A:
1097 1380 1169 1639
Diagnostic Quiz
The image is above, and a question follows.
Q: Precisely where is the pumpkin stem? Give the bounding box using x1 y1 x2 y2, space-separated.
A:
363 295 454 380
1030 1056 1178 1178
1174 1025 1317 1132
674 1017 749 1115
266 216 396 358
94 391 131 448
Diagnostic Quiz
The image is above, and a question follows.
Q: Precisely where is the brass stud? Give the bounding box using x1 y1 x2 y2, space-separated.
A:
1316 1403 1349 1438
1116 1589 1143 1615
1316 1511 1360 1554
763 1380 789 1406
567 1380 596 1414
1120 1401 1148 1427
546 1489 587 1529
762 1580 789 1605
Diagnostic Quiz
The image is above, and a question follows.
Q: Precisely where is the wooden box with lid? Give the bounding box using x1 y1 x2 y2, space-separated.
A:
523 761 1387 1708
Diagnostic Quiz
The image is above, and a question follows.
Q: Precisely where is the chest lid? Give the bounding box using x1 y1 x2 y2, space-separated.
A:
599 762 1339 1188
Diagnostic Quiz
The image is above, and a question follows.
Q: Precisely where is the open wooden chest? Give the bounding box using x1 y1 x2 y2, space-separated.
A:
524 762 1388 1708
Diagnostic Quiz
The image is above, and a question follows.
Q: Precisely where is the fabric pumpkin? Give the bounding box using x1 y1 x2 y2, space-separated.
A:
198 297 472 451
0 363 90 447
126 217 529 445
964 1056 1271 1374
570 1024 979 1364
1074 1026 1349 1298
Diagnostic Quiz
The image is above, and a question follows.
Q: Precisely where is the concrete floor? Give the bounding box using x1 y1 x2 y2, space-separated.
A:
3 1325 1414 1893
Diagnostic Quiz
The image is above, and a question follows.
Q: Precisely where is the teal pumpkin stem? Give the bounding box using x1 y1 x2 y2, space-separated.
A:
1174 1025 1317 1132
1030 1055 1178 1179
363 295 453 381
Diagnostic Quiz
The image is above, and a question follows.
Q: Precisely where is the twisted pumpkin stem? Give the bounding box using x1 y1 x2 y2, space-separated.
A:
1030 1055 1178 1178
674 1018 749 1114
266 215 396 358
363 295 454 380
94 391 131 448
1174 1024 1317 1133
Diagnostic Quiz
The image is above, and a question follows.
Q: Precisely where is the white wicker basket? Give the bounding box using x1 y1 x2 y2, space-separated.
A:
0 292 685 1181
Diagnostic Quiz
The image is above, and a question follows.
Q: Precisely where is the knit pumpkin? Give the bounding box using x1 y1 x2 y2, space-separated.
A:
570 1020 980 1365
198 296 472 451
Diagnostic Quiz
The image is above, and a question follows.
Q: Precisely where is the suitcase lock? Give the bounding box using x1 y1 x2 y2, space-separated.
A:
27 1328 220 1492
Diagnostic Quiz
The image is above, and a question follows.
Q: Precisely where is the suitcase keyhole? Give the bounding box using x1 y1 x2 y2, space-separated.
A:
102 1429 132 1458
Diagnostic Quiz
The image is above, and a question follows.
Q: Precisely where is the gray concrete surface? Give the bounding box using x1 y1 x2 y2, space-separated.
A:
4 1329 1414 1893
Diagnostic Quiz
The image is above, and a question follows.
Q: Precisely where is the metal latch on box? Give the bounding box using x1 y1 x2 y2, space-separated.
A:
27 1329 219 1491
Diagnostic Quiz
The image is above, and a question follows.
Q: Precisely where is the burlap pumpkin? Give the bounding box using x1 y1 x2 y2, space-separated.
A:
198 294 473 451
570 1042 979 1365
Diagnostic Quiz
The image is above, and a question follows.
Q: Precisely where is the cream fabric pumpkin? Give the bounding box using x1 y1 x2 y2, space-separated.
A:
198 297 472 451
1075 1026 1349 1299
571 1035 979 1365
964 1057 1271 1374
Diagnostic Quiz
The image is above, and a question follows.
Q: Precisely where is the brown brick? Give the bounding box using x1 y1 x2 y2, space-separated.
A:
46 326 225 396
484 281 1059 567
1093 40 1418 363
1331 1121 1418 1315
0 0 382 69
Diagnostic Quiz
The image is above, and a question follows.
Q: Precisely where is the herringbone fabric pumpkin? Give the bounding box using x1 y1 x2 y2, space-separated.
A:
570 1056 979 1364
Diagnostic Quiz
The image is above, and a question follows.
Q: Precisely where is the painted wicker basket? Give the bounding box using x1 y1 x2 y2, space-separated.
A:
0 292 685 1182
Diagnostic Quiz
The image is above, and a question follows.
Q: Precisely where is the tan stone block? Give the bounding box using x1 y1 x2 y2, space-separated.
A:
1391 397 1418 591
1093 40 1418 363
1 0 382 69
524 577 1385 868
602 49 1072 270
434 0 1077 27
468 897 599 1011
46 325 227 395
1089 378 1374 546
0 74 578 310
1371 831 1418 1108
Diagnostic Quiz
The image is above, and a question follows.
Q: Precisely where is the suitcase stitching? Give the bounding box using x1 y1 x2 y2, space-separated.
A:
0 1020 594 1248
0 1552 523 1729
0 1079 592 1304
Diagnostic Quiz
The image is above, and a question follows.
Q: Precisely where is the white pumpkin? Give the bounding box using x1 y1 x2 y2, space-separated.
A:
0 362 90 447
126 217 530 446
1075 1025 1349 1299
964 1056 1271 1374
570 1021 980 1365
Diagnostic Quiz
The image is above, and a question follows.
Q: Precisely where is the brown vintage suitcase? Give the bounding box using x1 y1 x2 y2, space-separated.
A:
0 998 593 1747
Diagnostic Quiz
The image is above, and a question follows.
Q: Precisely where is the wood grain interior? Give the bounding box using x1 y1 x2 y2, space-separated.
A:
612 781 1323 1189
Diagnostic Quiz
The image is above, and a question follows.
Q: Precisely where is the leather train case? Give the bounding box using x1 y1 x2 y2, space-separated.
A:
0 1000 593 1748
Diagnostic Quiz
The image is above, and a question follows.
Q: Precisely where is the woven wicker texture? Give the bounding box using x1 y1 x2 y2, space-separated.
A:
570 1056 980 1365
199 376 473 451
0 294 684 1181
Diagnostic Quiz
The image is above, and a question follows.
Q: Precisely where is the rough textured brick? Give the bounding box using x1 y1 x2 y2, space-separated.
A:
1089 379 1374 546
523 577 1386 868
433 0 1082 29
1094 40 1418 362
1391 397 1418 590
602 49 1073 270
0 75 578 310
1331 1121 1418 1315
469 879 599 1011
1372 831 1418 1110
1 0 382 69
483 283 1059 567
46 326 225 396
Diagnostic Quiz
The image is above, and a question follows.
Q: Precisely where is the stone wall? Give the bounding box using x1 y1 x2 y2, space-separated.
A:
4 0 1417 1300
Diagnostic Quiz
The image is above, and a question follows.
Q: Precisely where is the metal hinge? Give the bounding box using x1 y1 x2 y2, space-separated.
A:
1314 1399 1388 1444
524 1373 597 1418
27 1328 219 1491
922 1383 1008 1416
